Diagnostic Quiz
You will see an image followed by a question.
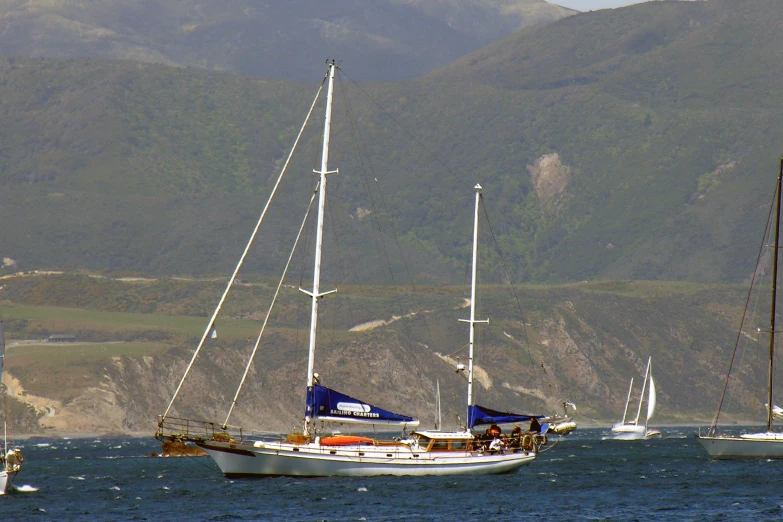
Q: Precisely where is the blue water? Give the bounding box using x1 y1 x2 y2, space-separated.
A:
3 428 783 521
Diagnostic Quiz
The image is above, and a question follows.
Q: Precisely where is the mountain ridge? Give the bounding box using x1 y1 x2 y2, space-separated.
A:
0 0 573 81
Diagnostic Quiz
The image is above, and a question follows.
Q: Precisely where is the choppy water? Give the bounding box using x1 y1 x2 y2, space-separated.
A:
2 427 782 521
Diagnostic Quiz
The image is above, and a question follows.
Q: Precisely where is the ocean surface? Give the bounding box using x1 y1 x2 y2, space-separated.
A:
2 427 782 521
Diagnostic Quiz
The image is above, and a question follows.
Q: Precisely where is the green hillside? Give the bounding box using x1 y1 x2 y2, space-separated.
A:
2 0 783 284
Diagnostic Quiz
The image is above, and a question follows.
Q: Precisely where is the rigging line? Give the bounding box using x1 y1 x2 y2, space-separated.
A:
444 343 471 359
336 73 424 352
479 197 537 370
337 73 395 283
298 198 314 287
336 74 389 332
323 185 357 343
723 216 771 419
161 81 325 423
337 74 389 282
709 176 780 434
299 81 330 289
337 89 407 343
295 207 314 357
339 68 473 191
727 252 769 418
223 188 319 428
372 175 436 351
338 85 408 340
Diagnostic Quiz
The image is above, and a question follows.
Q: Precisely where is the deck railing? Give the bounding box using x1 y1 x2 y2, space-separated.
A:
155 415 292 444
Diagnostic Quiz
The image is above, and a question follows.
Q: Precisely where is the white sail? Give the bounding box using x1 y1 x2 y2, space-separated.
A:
646 375 657 422
612 356 660 440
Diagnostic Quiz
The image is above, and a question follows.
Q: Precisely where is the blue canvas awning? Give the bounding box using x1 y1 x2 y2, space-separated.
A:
306 384 419 426
468 404 543 429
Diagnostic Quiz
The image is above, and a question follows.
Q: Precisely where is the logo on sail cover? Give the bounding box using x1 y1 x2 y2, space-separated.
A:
336 402 371 413
333 402 379 418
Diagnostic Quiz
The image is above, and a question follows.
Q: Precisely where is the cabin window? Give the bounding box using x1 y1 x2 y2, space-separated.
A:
430 440 449 451
451 441 467 450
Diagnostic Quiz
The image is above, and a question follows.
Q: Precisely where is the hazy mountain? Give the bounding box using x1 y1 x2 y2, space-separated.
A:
0 0 573 81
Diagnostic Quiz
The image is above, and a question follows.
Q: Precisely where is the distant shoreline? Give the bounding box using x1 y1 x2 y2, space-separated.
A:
11 422 769 440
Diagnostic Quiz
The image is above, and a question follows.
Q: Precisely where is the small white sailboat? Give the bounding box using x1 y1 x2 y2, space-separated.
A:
156 62 537 476
0 313 23 494
611 356 660 440
697 157 783 458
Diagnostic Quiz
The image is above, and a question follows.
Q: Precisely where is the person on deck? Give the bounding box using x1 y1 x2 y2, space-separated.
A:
509 425 523 448
529 417 541 434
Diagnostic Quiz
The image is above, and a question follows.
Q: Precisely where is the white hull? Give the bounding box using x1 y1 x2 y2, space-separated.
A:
612 426 661 440
697 433 783 459
0 470 17 495
198 440 535 477
611 424 661 440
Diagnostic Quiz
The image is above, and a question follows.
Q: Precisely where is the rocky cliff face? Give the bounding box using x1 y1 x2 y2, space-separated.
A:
528 153 572 215
3 281 758 435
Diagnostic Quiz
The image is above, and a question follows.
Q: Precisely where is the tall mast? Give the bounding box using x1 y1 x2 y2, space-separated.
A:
436 380 442 431
1 313 5 454
620 378 634 425
767 157 783 432
460 184 489 428
303 61 338 435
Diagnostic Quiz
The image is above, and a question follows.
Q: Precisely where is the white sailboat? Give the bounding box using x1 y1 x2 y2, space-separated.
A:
0 313 23 494
697 157 783 458
611 356 660 440
156 62 537 476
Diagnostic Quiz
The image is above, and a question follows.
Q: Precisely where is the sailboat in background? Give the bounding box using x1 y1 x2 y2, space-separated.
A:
697 157 783 458
611 356 660 440
0 313 23 494
156 62 538 476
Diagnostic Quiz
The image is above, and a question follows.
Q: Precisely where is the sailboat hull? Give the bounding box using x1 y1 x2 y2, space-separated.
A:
697 434 783 459
0 470 17 494
611 425 661 440
197 440 535 477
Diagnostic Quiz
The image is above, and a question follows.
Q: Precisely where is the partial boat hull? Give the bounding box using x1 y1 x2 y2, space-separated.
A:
611 424 661 440
198 440 535 477
697 433 783 459
0 470 17 495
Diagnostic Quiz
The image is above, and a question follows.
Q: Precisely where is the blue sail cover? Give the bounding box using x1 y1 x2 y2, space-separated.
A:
306 384 419 426
468 404 543 429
